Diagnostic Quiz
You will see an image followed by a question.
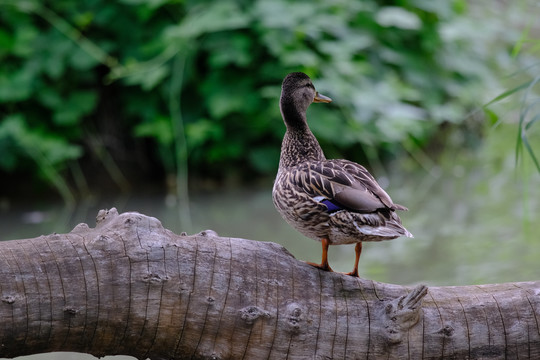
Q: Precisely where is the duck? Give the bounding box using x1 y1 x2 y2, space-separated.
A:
272 72 413 277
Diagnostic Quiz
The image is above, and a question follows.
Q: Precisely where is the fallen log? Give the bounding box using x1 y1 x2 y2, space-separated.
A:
0 208 538 359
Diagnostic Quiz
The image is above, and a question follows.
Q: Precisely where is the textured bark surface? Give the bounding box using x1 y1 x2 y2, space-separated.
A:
0 208 539 359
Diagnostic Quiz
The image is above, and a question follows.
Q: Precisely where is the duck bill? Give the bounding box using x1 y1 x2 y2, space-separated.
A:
314 92 332 103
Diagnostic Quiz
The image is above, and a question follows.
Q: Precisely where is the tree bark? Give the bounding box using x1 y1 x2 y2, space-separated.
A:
0 208 538 359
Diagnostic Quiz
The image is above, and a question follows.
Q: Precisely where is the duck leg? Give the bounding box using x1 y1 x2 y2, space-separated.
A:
306 237 333 272
345 242 362 277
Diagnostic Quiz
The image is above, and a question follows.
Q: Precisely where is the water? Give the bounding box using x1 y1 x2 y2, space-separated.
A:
1 125 538 286
1 124 539 360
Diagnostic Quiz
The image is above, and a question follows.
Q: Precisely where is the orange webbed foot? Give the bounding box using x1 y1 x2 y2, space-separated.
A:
305 261 334 273
306 238 334 272
344 269 359 277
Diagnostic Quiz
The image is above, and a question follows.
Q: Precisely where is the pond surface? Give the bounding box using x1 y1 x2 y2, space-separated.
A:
1 124 538 287
1 124 539 360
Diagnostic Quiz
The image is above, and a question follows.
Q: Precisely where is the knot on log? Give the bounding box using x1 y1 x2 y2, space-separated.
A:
378 284 428 345
94 208 166 234
197 229 219 237
239 306 271 325
142 273 170 283
78 208 172 251
63 306 79 316
96 207 119 224
437 324 455 337
283 302 306 334
177 229 220 238
1 295 19 304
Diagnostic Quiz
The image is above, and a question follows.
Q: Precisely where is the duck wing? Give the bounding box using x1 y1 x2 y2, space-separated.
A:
295 159 407 213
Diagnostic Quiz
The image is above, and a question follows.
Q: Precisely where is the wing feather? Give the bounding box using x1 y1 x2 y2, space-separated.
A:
291 159 407 213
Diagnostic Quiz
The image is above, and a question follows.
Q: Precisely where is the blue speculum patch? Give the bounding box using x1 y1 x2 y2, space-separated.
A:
321 199 342 213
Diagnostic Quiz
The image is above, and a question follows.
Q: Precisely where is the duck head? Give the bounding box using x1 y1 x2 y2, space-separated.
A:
280 72 332 131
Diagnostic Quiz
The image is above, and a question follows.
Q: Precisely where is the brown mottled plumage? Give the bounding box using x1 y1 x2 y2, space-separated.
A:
272 72 412 277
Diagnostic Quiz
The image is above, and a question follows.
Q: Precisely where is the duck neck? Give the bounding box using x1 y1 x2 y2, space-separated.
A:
278 126 326 169
278 97 325 169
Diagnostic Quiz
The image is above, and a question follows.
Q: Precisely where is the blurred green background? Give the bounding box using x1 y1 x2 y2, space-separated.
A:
2 0 538 201
1 0 540 359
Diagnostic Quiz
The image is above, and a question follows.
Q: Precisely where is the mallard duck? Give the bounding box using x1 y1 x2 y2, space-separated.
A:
272 72 412 277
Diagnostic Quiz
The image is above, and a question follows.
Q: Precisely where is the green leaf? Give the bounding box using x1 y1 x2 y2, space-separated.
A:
124 64 169 90
134 116 174 145
12 24 39 57
185 119 223 149
119 0 168 9
37 89 63 109
483 80 532 108
483 108 499 127
53 91 98 126
511 21 531 58
0 29 14 56
33 135 83 165
0 114 83 167
0 68 34 102
165 2 251 40
376 7 422 30
207 33 253 68
521 133 540 173
0 115 26 170
202 75 259 118
70 45 99 70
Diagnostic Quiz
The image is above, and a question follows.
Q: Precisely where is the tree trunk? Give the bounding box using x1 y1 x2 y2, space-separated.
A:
0 208 538 359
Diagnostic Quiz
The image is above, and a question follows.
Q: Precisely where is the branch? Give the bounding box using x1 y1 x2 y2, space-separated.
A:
0 208 538 359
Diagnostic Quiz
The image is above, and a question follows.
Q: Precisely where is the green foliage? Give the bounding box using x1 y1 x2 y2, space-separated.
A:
515 78 540 173
0 0 529 197
0 114 81 202
483 17 540 175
